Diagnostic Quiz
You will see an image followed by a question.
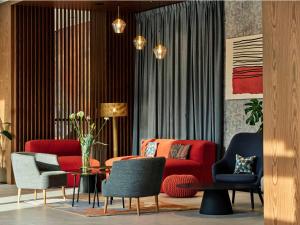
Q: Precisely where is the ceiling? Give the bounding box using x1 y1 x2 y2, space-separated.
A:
16 1 179 12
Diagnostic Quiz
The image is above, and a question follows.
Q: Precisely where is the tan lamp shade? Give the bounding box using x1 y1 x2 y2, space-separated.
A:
99 103 128 118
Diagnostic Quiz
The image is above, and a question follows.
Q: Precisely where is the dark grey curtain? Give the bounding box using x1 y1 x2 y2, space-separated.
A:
133 1 224 158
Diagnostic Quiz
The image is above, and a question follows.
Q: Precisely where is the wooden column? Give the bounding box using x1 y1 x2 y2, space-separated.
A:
0 2 14 184
263 2 300 225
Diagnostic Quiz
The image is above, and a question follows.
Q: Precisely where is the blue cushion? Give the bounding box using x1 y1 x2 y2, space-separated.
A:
215 174 257 184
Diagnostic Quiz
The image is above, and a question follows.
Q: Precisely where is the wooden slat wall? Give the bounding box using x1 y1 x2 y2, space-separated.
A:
15 5 55 152
54 7 91 140
263 2 300 225
90 10 136 162
90 10 108 163
14 5 136 163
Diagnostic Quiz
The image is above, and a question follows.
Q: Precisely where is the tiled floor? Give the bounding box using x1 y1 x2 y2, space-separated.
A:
0 184 263 225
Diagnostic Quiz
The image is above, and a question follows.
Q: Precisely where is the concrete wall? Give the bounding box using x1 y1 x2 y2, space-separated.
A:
224 1 262 148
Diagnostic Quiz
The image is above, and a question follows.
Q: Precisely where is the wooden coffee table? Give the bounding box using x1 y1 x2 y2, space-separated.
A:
177 183 253 215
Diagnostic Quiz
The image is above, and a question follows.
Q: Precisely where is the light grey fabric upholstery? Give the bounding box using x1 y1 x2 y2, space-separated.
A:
11 153 67 190
102 157 166 198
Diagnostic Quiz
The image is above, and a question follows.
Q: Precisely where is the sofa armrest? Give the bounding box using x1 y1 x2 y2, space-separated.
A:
35 153 61 171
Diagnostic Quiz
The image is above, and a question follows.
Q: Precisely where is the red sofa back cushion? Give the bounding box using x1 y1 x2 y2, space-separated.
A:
25 139 81 156
172 140 216 165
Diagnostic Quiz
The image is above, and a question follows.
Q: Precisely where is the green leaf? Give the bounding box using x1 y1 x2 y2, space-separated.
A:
1 130 12 140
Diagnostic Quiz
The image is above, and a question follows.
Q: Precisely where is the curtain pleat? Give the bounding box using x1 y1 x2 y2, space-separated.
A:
133 1 224 158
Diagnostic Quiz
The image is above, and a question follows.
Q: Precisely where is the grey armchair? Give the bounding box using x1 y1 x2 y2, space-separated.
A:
11 152 67 204
102 157 166 215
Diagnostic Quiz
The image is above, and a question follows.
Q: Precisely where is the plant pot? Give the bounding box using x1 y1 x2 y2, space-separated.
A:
0 168 6 183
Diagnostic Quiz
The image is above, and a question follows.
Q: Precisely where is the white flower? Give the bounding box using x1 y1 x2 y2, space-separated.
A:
69 113 76 120
104 117 109 121
86 116 91 121
77 111 84 118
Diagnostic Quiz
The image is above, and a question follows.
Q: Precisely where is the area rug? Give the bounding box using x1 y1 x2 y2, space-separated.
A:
47 195 201 217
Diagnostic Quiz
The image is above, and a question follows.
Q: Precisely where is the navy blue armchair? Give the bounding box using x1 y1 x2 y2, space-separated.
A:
212 133 263 209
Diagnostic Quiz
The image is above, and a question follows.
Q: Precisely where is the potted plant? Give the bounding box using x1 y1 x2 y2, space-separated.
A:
0 119 12 183
69 111 108 172
244 98 263 132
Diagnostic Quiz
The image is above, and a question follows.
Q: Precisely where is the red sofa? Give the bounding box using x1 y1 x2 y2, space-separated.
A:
105 139 216 191
24 139 100 187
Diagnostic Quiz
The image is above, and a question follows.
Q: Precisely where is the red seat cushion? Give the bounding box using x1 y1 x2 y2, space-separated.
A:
163 175 198 197
163 159 202 178
58 156 100 187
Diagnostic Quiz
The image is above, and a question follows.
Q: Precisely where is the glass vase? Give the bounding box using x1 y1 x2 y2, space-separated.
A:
81 143 91 173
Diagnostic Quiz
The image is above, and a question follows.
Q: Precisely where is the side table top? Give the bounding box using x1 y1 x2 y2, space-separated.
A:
177 182 254 191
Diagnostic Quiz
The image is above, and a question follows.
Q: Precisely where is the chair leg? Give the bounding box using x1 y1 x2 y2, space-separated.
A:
155 195 159 213
258 189 264 206
232 189 235 204
62 186 66 200
104 197 108 214
129 198 132 209
250 189 254 210
17 188 21 204
122 197 125 208
136 197 140 216
34 189 37 200
43 189 47 205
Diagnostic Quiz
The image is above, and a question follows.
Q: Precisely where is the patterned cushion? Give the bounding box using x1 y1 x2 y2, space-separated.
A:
234 154 256 175
144 142 158 157
169 144 191 159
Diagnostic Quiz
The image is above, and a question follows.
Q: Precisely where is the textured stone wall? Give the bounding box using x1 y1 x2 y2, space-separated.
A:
224 1 262 148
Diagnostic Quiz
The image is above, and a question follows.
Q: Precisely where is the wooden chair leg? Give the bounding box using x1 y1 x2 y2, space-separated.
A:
43 189 47 205
122 197 125 208
129 198 132 209
232 189 235 204
17 188 21 204
34 189 37 200
136 197 140 216
250 189 254 210
104 197 108 214
62 186 66 200
155 195 159 213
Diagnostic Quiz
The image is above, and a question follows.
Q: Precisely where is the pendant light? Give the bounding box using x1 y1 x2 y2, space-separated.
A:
133 36 147 50
153 44 167 59
153 29 167 59
133 23 146 50
112 6 126 34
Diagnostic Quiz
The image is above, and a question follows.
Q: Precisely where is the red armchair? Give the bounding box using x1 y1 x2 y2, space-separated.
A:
24 139 100 187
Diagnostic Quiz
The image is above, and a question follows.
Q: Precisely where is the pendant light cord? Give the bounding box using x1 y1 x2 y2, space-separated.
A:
118 6 120 18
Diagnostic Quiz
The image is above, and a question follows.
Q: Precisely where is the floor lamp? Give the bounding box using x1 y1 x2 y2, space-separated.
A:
99 103 128 158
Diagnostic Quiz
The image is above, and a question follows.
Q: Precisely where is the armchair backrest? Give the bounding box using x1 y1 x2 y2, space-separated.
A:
224 133 263 175
107 157 166 197
11 153 41 188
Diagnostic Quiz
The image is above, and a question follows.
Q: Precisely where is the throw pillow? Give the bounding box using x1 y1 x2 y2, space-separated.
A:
144 142 158 157
169 144 191 159
234 154 256 175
